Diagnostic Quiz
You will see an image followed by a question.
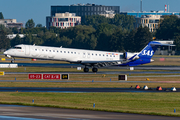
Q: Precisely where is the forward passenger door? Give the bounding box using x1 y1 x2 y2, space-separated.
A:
25 46 30 55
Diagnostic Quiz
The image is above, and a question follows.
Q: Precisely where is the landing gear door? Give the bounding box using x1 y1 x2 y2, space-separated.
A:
25 46 30 55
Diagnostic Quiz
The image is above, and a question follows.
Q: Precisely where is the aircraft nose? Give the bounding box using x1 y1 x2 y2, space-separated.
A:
3 51 7 55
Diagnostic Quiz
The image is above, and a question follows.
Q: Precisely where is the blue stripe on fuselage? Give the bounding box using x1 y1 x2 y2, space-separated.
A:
119 59 151 66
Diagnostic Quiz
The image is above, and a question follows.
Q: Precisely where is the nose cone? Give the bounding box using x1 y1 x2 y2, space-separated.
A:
3 51 7 55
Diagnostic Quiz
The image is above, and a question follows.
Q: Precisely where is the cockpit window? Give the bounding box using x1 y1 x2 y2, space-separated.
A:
13 47 22 49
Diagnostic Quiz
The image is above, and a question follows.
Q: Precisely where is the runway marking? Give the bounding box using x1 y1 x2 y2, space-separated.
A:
0 115 46 120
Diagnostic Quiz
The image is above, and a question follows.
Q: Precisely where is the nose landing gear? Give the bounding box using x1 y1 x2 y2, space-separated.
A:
11 58 15 63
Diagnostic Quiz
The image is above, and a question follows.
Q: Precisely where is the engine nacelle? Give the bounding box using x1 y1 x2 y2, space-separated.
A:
123 52 139 60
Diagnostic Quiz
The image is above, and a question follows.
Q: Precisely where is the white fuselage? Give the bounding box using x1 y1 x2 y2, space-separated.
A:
4 44 123 63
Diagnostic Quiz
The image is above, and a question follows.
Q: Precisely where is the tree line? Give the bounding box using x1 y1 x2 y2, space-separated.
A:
9 24 151 52
155 15 180 51
0 13 180 53
0 14 151 52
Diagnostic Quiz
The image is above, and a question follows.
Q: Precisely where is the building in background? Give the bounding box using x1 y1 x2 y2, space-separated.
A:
6 34 25 39
121 11 180 18
135 15 163 32
51 3 120 17
121 3 180 17
0 19 23 29
122 4 180 32
99 10 115 18
46 12 81 29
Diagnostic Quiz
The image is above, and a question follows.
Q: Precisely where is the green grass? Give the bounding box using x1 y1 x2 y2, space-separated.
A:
0 92 180 117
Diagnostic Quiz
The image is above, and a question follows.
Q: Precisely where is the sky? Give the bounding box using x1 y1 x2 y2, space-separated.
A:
0 0 180 26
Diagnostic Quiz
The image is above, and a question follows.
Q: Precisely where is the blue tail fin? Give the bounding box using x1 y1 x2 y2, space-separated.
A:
138 41 168 59
119 41 174 67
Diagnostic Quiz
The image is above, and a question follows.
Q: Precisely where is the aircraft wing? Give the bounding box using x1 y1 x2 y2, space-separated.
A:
79 60 129 67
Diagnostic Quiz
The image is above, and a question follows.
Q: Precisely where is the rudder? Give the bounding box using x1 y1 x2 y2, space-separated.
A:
138 41 161 59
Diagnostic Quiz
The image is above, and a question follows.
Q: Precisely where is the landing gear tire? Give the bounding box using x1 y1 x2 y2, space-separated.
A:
92 68 98 72
84 67 89 72
11 58 15 63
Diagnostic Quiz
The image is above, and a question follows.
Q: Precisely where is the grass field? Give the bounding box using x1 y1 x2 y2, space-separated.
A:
0 92 180 117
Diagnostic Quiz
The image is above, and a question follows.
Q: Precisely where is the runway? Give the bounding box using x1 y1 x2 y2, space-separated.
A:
0 104 179 120
2 62 180 71
0 87 178 92
5 71 180 75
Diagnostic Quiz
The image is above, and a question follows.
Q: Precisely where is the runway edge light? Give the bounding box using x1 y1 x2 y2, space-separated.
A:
93 103 95 108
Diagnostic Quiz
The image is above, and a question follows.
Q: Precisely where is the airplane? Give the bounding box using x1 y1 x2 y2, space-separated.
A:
3 41 174 72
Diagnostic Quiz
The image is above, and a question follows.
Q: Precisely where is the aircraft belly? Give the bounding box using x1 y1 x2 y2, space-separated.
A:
48 56 55 59
48 53 55 58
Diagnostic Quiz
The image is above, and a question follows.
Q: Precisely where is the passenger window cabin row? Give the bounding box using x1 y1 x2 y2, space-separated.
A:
35 49 116 57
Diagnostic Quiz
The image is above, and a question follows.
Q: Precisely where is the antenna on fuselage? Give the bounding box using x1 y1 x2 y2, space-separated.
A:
33 44 35 46
60 46 62 48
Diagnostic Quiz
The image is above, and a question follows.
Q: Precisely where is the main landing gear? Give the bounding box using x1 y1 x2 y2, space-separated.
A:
83 67 98 72
83 67 89 72
92 67 98 72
